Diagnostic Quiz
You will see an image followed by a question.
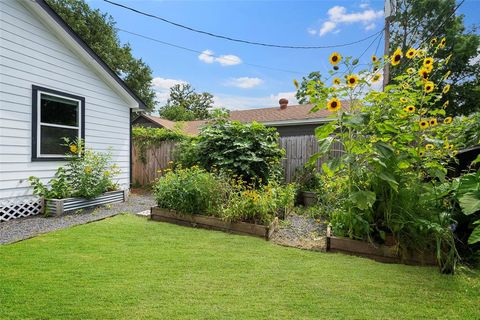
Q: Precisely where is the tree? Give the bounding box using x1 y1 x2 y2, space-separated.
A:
389 0 480 115
294 71 324 105
46 0 156 111
159 84 214 121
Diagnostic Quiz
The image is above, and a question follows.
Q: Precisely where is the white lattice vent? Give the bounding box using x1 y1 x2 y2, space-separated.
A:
0 197 43 222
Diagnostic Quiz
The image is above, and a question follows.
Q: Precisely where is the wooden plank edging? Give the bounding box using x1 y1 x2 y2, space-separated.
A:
150 207 278 240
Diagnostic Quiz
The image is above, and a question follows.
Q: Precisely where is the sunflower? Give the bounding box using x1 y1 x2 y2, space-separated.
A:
419 150 425 157
329 52 342 65
443 70 451 80
416 49 427 57
333 78 341 85
400 97 408 103
444 116 453 124
371 55 378 63
406 48 416 59
372 74 381 83
448 144 454 150
443 100 449 108
439 37 446 48
418 68 429 80
425 144 435 150
402 82 410 90
404 105 416 113
430 118 438 126
419 120 429 129
391 48 402 66
407 68 415 74
293 79 299 89
452 150 458 156
430 37 438 46
424 64 433 73
423 57 434 68
419 108 428 116
326 98 341 112
442 84 451 94
69 144 78 153
424 81 435 93
346 74 359 87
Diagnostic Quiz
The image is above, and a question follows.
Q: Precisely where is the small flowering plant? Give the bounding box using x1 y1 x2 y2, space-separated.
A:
29 138 120 200
296 38 463 272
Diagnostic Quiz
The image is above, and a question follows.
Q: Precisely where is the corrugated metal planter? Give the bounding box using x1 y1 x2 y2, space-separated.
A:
150 207 278 240
45 190 128 216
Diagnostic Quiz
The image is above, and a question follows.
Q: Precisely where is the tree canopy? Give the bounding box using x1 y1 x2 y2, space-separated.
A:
389 0 480 115
158 84 215 121
46 0 156 111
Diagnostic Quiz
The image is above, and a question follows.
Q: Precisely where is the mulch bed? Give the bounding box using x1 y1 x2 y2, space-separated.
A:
271 214 328 251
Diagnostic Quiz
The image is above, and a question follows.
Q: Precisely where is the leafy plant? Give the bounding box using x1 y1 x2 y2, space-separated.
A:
132 126 187 163
454 168 480 245
154 166 226 216
177 120 285 184
29 167 73 199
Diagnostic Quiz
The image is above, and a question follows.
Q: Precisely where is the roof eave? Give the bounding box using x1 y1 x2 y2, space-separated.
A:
261 117 333 127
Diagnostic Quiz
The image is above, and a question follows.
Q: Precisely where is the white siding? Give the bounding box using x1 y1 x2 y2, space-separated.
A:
0 0 132 200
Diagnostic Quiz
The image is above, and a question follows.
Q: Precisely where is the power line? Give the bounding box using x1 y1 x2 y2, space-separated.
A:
104 0 384 50
116 28 304 74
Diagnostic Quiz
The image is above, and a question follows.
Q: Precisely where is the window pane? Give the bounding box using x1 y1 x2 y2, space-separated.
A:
40 93 79 127
40 126 78 155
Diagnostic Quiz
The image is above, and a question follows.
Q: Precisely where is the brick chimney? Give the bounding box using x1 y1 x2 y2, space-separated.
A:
279 98 288 110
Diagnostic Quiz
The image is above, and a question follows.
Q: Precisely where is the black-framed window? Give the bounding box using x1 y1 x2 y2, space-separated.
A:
32 85 85 161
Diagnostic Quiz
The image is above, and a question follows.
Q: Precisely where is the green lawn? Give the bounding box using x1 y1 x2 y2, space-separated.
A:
0 214 478 319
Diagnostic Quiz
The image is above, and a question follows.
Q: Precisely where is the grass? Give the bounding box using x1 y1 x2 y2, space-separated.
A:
0 214 479 319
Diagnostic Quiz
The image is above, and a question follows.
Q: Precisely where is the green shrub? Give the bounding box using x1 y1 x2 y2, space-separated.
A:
176 120 284 184
154 166 226 215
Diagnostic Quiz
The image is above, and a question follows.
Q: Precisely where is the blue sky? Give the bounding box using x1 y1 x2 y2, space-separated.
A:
88 0 480 111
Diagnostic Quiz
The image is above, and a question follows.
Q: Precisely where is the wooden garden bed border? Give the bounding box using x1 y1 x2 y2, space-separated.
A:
150 207 278 240
326 226 436 266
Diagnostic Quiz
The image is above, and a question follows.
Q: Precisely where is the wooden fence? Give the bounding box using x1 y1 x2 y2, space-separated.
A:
131 141 178 186
279 135 343 182
132 135 343 186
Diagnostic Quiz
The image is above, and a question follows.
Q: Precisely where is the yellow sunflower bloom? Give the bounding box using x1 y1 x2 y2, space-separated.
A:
371 74 381 83
407 67 415 74
329 52 342 65
424 81 435 93
391 48 402 66
429 118 438 126
69 144 78 153
418 68 429 80
406 48 416 59
371 55 378 62
419 150 425 157
423 57 434 68
419 120 429 129
444 116 453 124
425 144 435 150
419 108 427 115
400 97 408 103
448 144 455 151
346 74 359 87
424 64 433 73
402 82 410 90
333 78 341 85
430 37 438 46
84 166 92 174
416 49 427 57
452 150 458 156
443 100 449 108
326 98 341 112
439 37 446 48
404 105 416 113
293 79 299 89
442 84 451 94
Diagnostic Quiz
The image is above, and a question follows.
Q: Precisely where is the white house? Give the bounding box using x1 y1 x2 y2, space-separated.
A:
0 0 145 221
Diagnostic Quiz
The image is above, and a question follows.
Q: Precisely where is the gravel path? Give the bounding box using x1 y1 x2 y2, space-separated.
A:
0 192 155 245
271 214 328 251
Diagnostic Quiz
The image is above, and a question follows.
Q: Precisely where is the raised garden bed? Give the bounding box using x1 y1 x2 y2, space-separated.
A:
301 191 317 207
326 226 436 265
45 190 128 216
150 207 278 240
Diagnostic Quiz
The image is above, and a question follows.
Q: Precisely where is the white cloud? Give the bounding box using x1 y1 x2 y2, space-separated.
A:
225 77 264 89
307 28 317 35
359 3 370 9
151 77 187 105
214 91 298 110
319 21 337 36
198 50 215 64
313 5 383 37
198 49 242 66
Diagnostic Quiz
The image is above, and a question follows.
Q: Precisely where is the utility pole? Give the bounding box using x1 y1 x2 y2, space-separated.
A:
383 0 394 91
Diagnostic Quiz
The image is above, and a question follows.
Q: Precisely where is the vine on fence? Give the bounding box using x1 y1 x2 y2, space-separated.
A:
132 127 187 163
